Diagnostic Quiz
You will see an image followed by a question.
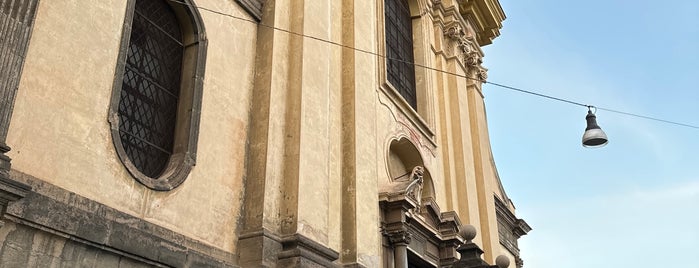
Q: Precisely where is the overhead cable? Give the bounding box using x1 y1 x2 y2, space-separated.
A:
167 0 699 130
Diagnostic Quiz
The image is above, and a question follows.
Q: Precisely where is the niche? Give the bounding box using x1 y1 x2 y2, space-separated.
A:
387 137 435 200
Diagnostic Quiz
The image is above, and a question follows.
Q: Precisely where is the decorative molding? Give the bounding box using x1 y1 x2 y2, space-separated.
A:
238 229 283 267
456 0 506 46
432 1 490 83
238 229 340 267
476 66 488 81
443 22 465 41
278 233 340 267
379 185 466 267
494 195 531 268
387 231 413 246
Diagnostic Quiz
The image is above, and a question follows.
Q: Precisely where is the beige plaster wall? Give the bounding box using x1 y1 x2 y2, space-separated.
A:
369 0 516 265
6 0 513 265
368 0 507 263
7 0 257 253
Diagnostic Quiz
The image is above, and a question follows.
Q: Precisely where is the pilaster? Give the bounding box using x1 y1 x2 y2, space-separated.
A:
241 0 340 266
340 0 381 266
0 0 40 220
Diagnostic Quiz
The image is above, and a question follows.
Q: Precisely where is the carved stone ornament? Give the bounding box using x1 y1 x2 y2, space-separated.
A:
404 166 425 213
516 256 524 268
443 24 465 41
458 38 482 67
388 231 412 245
476 67 488 81
443 27 484 69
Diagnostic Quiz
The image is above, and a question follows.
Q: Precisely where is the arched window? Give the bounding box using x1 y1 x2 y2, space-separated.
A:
109 0 207 191
384 0 417 110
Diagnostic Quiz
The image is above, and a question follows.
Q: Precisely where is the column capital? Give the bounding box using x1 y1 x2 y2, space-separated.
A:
387 230 412 246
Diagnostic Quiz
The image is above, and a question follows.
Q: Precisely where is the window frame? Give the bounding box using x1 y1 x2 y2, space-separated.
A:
384 0 418 110
376 0 437 144
108 0 208 191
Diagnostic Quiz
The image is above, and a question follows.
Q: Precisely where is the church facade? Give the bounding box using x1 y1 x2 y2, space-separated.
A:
0 0 529 267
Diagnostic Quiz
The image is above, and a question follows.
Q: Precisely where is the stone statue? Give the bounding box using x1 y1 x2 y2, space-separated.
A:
405 166 424 212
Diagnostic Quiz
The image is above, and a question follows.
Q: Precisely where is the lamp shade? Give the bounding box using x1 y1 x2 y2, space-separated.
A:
582 110 608 147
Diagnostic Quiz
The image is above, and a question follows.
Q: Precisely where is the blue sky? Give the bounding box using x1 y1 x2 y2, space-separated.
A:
482 0 699 267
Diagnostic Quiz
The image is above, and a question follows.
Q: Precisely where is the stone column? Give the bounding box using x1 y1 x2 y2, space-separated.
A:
0 0 39 219
388 231 411 268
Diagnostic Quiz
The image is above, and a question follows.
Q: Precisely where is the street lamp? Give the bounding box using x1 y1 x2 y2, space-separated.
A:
582 106 608 148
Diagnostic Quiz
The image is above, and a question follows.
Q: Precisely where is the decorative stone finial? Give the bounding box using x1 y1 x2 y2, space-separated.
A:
459 224 477 242
495 255 510 268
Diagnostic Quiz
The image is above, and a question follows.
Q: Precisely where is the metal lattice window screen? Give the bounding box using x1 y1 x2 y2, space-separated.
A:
385 0 417 109
118 0 184 178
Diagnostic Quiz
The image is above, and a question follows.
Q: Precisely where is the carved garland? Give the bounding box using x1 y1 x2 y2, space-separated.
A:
433 2 489 82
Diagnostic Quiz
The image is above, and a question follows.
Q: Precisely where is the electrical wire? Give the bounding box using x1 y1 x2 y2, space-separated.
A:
596 107 699 129
167 0 699 130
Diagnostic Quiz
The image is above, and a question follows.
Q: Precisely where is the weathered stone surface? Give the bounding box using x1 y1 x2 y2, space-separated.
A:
0 222 154 268
7 0 253 255
0 0 39 143
2 0 525 267
1 172 238 267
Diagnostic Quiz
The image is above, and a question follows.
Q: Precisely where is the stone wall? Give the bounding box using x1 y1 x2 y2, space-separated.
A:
0 0 521 267
0 171 236 267
6 0 257 254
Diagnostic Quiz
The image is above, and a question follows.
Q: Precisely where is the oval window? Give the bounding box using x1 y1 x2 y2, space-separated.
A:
109 0 207 190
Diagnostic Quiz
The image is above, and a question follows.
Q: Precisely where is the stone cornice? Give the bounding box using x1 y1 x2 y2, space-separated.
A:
6 171 237 267
494 195 531 238
494 195 531 263
457 0 506 46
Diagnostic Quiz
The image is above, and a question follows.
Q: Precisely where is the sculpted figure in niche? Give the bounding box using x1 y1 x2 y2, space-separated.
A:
405 165 425 212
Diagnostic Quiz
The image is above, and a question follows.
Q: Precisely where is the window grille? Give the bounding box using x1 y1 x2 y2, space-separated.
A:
385 0 417 109
118 0 184 178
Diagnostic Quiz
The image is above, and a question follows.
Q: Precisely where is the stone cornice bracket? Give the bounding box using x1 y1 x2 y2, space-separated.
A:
443 23 466 41
475 66 488 82
439 18 486 74
459 37 482 67
457 0 506 46
494 196 530 268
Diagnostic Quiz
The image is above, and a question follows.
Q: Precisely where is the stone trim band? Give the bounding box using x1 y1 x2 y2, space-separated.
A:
1 171 237 267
